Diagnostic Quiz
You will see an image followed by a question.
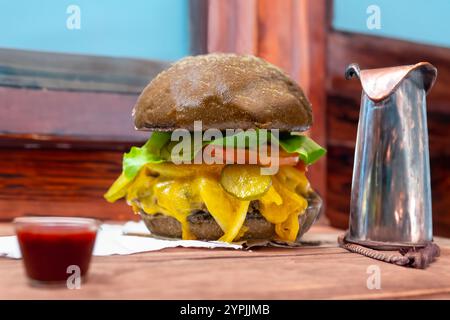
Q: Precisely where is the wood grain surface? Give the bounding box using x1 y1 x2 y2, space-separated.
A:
0 48 168 93
0 223 449 300
0 148 137 221
0 87 148 142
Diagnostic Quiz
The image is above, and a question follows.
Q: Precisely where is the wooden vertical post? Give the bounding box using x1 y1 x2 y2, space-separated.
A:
293 0 328 213
207 0 258 54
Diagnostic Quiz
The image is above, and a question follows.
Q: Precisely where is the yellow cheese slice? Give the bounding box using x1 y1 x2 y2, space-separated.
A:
120 164 310 242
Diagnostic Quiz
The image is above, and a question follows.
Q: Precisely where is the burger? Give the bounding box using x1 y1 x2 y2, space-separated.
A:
105 54 325 243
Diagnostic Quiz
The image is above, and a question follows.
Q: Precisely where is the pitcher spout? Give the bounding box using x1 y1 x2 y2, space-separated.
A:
345 62 437 103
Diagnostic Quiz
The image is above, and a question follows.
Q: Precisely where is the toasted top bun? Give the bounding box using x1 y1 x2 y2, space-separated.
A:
133 53 312 132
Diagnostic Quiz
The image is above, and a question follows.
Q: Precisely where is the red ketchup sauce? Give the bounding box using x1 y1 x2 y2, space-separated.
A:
14 217 98 283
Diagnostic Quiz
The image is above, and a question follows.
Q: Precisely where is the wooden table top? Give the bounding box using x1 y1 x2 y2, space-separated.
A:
0 222 449 300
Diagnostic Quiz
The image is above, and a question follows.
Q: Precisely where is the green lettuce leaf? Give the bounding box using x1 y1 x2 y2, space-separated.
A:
209 130 325 165
104 132 171 202
123 132 171 179
104 130 325 202
275 133 326 165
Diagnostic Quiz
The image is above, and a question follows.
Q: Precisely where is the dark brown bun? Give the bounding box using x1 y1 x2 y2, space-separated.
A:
140 191 322 242
133 53 313 132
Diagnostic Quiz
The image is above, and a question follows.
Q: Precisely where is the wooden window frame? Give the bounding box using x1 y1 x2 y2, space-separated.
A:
0 0 208 147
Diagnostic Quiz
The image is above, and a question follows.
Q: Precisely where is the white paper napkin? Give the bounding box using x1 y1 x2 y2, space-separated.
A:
0 221 242 259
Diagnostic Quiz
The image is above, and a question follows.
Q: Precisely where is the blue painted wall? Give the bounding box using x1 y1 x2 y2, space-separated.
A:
2 0 448 60
0 0 190 60
334 0 450 48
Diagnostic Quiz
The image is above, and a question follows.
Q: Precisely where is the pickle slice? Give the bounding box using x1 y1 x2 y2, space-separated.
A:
220 165 272 200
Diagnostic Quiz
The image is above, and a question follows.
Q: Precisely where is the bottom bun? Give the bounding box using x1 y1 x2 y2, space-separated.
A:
140 191 322 242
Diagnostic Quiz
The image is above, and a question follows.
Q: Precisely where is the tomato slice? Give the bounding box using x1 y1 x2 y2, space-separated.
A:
278 150 301 167
206 145 301 167
294 160 306 172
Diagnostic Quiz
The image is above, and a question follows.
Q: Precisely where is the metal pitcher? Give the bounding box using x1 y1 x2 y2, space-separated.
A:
345 62 437 249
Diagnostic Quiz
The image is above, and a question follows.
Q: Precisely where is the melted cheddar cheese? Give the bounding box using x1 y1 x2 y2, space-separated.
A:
124 163 310 242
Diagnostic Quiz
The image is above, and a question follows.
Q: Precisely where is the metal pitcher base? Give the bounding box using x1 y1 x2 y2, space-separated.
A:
344 234 431 251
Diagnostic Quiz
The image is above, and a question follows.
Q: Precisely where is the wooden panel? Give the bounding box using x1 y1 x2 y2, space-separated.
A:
257 0 328 214
325 145 354 230
0 148 136 221
257 0 296 73
0 135 137 151
0 48 168 93
207 0 258 54
325 31 450 236
294 0 328 210
0 87 148 143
